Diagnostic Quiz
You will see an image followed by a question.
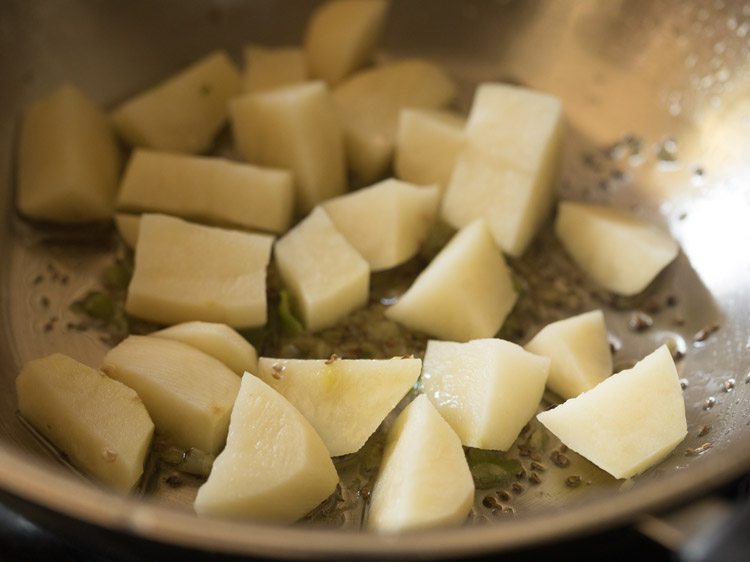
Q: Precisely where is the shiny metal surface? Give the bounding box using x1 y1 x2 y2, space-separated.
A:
1 0 750 558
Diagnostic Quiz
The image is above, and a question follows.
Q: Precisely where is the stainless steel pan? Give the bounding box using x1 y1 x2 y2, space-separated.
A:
1 0 750 558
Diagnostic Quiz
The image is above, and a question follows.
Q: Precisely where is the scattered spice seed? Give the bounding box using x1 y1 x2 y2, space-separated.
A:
503 506 515 514
325 353 340 365
518 446 531 458
723 378 736 392
39 296 50 309
565 475 583 488
685 442 713 456
511 482 524 494
164 475 183 488
550 450 570 468
529 472 542 485
482 495 500 509
32 274 44 286
665 294 678 307
358 487 371 500
496 490 511 502
680 378 689 390
698 425 711 437
628 311 653 332
516 467 527 480
271 362 285 380
694 323 720 343
530 461 546 472
101 448 117 462
703 396 716 410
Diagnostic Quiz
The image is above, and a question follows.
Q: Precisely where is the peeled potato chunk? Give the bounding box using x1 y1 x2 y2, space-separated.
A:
274 207 369 332
368 395 474 532
112 50 240 153
231 81 346 214
17 83 120 223
102 335 241 454
537 345 687 479
117 149 294 234
333 59 457 183
16 353 154 492
304 0 389 85
115 213 140 248
322 178 440 271
151 321 258 377
525 310 612 400
422 339 549 451
257 356 421 456
194 374 338 522
442 83 563 257
385 219 516 342
125 214 274 328
241 45 308 93
555 201 679 296
394 108 465 194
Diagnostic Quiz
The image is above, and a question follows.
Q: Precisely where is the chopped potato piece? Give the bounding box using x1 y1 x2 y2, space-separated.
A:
257 356 421 456
537 345 687 479
442 83 563 257
117 150 294 234
102 335 241 454
525 310 612 399
322 178 440 271
241 45 308 93
555 201 679 296
334 59 457 183
368 395 474 531
125 214 273 328
422 339 549 451
231 81 346 214
394 108 465 193
304 0 389 85
274 207 369 332
385 219 516 342
111 50 240 153
115 213 140 248
152 321 258 376
194 374 338 522
17 83 120 223
16 353 154 491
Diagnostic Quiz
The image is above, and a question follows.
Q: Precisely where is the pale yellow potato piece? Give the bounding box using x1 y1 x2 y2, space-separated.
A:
422 339 549 451
368 395 474 532
304 0 389 85
322 178 440 271
257 356 421 456
194 374 338 522
231 81 346 214
112 50 241 153
394 108 465 193
555 202 679 296
102 335 240 454
125 214 273 328
17 83 120 223
241 45 308 93
525 310 612 400
16 353 154 492
274 207 369 332
115 213 140 248
117 149 294 234
537 345 687 479
334 59 457 183
442 83 563 257
385 219 516 342
151 321 258 376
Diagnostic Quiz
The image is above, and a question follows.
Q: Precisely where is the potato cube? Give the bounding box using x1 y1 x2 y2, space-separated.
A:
125 214 273 328
441 83 563 257
241 45 308 93
525 310 612 399
17 83 120 223
16 353 154 491
274 207 369 332
385 219 516 342
394 108 465 193
117 149 294 234
333 59 457 183
368 395 474 531
102 335 240 454
537 345 687 479
257 356 421 456
151 321 258 376
422 339 550 451
231 81 346 214
111 50 240 153
304 0 389 85
555 201 679 296
322 178 440 271
194 374 338 522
